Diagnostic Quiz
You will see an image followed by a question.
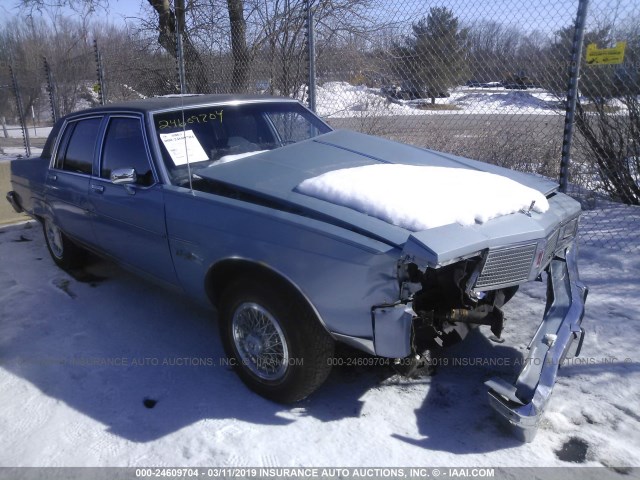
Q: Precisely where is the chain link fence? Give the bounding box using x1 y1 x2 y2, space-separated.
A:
0 0 638 252
568 0 640 252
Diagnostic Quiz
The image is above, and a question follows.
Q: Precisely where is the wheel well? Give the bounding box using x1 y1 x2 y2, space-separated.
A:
205 259 327 329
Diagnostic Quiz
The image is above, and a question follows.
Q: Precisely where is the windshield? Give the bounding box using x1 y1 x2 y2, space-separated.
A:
153 101 331 186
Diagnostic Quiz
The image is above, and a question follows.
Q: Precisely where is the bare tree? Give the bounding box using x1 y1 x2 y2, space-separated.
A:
0 15 99 119
572 17 640 205
18 0 232 93
146 0 208 92
227 0 250 91
574 96 640 204
467 20 522 81
245 0 383 97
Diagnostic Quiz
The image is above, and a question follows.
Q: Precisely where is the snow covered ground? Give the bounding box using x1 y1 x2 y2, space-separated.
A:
2 125 53 139
315 82 566 118
0 209 638 470
0 125 48 160
0 147 43 161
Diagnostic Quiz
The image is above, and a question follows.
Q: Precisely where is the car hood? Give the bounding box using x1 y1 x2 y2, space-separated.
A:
196 130 566 256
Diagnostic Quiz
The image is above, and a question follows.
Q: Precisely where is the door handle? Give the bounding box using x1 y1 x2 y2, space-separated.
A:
91 184 105 194
48 174 57 182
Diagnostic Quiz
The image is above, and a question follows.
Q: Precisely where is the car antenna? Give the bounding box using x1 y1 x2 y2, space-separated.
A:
175 6 194 195
179 93 194 194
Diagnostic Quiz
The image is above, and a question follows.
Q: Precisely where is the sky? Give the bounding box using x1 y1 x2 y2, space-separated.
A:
1 0 636 36
1 0 146 25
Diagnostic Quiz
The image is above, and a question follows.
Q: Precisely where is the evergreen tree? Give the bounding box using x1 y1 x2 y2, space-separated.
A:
394 7 469 103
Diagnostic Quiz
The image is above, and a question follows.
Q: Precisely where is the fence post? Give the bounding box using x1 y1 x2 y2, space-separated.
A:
9 63 31 157
305 0 317 112
559 0 589 193
43 56 59 123
1 117 9 139
93 39 107 105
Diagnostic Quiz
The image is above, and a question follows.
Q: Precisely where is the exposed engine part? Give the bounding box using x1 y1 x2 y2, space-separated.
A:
393 349 436 378
402 259 519 354
445 305 505 338
407 259 480 310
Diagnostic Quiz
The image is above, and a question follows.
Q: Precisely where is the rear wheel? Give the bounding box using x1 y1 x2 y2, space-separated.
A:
43 218 86 270
219 279 334 403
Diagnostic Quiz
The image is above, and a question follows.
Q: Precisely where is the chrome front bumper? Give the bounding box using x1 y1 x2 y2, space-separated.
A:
485 241 588 442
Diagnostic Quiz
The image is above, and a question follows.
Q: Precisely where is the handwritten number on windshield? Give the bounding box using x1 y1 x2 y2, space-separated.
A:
158 110 223 130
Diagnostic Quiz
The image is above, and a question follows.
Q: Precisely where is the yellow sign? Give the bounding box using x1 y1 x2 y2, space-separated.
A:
586 42 627 65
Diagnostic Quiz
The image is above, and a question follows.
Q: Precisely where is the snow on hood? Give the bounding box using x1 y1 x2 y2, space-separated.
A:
296 164 549 231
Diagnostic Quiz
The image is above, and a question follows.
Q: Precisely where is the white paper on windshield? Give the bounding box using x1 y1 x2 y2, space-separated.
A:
159 130 209 166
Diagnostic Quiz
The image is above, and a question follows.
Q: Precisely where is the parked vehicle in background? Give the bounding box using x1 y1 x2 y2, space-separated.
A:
466 81 502 89
480 81 502 88
504 83 528 90
502 74 537 90
381 84 402 98
400 81 451 99
6 94 587 442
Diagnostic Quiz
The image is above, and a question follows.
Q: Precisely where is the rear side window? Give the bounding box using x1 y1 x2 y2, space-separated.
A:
55 117 102 175
266 110 323 144
101 117 154 186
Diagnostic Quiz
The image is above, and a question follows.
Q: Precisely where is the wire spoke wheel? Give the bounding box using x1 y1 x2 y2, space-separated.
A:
231 302 289 381
220 278 335 402
44 219 64 259
42 218 86 270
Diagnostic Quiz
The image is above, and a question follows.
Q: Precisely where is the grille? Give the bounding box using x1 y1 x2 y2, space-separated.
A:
475 243 538 290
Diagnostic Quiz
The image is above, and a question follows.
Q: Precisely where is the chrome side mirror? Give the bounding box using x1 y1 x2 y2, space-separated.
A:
111 168 137 185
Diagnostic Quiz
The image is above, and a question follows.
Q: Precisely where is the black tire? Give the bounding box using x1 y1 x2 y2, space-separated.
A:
219 278 335 403
42 218 86 270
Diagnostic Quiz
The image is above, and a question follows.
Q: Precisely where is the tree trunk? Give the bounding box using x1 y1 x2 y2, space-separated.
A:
227 0 250 92
147 0 208 93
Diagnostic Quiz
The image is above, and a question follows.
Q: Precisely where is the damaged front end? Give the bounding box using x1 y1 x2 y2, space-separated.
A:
372 213 587 441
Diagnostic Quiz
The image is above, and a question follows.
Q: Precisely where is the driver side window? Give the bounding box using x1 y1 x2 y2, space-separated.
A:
101 117 154 186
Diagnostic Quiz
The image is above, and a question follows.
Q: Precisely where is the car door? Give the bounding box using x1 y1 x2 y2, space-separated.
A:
88 115 178 286
45 116 103 246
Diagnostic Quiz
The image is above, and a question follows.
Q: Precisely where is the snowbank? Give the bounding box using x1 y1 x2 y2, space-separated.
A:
297 164 549 230
316 82 416 118
451 91 562 114
315 82 565 118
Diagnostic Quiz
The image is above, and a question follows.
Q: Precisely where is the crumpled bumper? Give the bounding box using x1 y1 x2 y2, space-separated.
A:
485 241 588 442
